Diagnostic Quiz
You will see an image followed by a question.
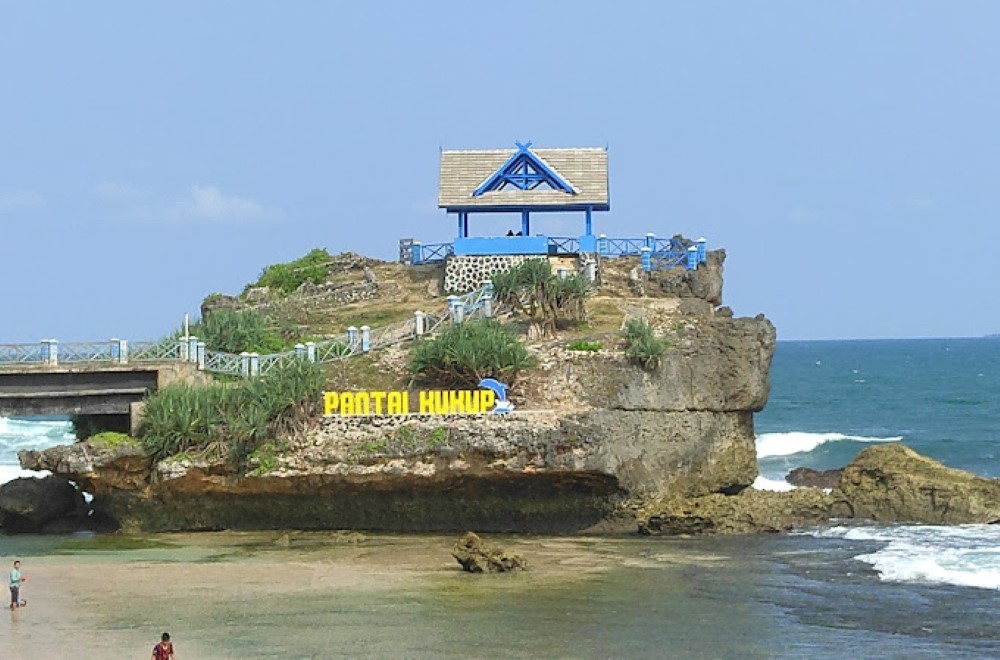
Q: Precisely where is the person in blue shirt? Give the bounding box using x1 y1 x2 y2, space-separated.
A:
9 560 25 610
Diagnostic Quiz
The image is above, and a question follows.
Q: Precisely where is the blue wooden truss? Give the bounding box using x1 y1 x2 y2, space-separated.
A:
473 141 576 196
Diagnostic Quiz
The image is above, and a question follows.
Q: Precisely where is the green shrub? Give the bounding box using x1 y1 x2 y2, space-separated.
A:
567 340 602 352
409 318 535 388
138 359 324 465
623 319 670 370
491 260 590 337
251 248 332 295
185 308 287 355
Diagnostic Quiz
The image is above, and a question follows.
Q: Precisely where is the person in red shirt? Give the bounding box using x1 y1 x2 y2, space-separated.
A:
152 632 175 660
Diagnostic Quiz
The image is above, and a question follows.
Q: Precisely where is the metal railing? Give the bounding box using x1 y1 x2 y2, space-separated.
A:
0 282 492 377
650 250 687 271
547 236 580 254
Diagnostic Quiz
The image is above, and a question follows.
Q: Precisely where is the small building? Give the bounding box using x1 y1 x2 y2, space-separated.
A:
438 141 609 255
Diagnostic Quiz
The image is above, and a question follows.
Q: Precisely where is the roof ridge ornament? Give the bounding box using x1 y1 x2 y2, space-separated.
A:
472 141 576 197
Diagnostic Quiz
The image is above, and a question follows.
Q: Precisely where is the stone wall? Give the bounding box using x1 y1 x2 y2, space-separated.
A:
444 255 548 293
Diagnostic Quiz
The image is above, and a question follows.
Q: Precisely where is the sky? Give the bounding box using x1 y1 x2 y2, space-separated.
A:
2 1 999 342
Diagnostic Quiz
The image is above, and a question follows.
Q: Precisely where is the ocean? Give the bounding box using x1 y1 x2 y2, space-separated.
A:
2 337 1000 657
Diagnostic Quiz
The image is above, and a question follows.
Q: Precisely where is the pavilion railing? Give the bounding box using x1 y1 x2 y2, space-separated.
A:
402 234 706 263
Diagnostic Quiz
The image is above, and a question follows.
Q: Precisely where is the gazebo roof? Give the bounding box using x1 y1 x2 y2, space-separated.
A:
438 143 610 213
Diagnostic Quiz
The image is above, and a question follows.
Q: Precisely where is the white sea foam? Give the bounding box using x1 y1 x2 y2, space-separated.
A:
755 431 902 458
803 524 1000 590
752 475 796 492
0 415 74 485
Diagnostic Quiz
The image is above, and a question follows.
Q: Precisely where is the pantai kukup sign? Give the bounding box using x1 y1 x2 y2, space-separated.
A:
323 378 513 416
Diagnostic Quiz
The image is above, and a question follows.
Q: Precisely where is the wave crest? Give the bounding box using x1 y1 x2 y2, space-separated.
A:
756 431 902 458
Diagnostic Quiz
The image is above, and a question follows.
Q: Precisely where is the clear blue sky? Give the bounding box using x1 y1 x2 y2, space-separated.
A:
2 2 998 342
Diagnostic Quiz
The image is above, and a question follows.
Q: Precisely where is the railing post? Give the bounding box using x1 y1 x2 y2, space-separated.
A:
482 280 494 318
188 336 199 363
115 338 129 364
360 325 371 352
295 343 306 359
196 342 206 371
48 339 59 366
697 237 707 264
411 241 422 266
249 352 260 377
179 337 189 361
39 340 51 365
687 245 699 270
347 326 358 351
585 260 597 282
110 338 120 363
453 300 466 324
597 233 609 257
240 351 250 377
414 311 426 336
446 294 459 321
641 246 652 272
645 232 656 251
305 341 316 362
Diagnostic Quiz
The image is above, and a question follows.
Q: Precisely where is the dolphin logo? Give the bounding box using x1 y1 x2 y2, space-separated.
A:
478 378 514 414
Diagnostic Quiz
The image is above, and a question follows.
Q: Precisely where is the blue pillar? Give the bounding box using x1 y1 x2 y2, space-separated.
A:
462 213 469 238
361 325 371 352
585 207 593 236
645 233 656 251
348 326 358 351
295 343 306 359
687 246 699 270
456 214 463 238
521 210 530 236
697 237 707 264
641 247 652 272
411 241 422 265
240 352 250 377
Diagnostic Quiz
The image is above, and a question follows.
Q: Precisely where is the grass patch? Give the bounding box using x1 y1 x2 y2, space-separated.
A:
566 340 602 352
623 319 670 370
87 431 138 448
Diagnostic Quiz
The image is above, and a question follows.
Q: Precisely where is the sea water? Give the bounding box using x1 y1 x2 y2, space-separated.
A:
2 338 1000 656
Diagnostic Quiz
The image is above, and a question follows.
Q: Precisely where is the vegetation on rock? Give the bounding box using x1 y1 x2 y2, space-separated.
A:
409 318 535 388
623 318 670 369
187 308 288 354
250 248 332 295
138 359 323 465
491 260 590 338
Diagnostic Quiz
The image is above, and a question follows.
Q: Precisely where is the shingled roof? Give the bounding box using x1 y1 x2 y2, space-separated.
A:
438 146 610 212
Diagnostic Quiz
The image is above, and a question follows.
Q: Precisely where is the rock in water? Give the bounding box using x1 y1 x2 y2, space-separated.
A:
839 444 1000 524
452 532 527 573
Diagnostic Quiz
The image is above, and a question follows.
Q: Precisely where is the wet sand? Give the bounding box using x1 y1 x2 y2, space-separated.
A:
1 532 669 659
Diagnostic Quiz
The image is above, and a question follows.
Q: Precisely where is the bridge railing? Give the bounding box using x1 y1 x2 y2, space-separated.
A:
0 344 45 364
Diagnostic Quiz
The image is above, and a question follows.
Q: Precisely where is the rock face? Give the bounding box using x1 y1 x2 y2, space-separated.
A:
786 467 843 490
838 444 1000 524
18 249 779 534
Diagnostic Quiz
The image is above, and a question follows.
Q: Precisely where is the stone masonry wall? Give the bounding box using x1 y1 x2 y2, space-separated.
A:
444 255 548 293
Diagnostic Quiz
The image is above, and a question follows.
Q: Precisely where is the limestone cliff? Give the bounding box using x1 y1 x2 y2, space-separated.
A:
18 249 780 533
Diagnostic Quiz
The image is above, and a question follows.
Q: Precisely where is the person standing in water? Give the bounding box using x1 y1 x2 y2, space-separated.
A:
152 632 175 659
9 560 25 610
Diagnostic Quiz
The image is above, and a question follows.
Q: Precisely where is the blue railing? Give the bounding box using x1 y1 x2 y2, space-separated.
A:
404 234 705 264
410 241 454 265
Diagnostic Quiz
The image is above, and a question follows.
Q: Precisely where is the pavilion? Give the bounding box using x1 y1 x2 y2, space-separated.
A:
438 141 610 255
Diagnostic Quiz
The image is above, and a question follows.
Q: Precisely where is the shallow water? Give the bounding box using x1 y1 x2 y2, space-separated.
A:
2 531 999 659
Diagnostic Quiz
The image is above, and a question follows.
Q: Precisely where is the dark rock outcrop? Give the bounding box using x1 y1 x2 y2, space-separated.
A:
452 532 527 573
0 476 84 532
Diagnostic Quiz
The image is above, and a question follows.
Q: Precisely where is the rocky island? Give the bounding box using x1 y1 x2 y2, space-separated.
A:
7 247 1000 535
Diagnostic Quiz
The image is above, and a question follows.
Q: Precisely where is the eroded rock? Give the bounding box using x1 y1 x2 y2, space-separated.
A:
0 476 84 532
452 532 527 573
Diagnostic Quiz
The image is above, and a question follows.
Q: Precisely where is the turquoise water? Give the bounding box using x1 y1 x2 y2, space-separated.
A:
757 337 1000 479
